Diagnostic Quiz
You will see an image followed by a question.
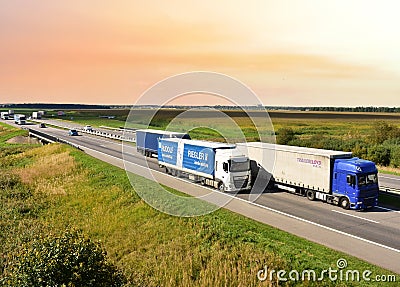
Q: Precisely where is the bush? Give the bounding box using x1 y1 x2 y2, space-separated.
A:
276 128 295 145
367 145 391 166
2 229 126 287
368 121 400 144
0 172 21 190
382 140 400 167
352 144 368 160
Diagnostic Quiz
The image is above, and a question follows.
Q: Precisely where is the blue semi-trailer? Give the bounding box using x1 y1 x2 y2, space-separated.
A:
136 129 191 157
237 142 379 210
158 138 252 192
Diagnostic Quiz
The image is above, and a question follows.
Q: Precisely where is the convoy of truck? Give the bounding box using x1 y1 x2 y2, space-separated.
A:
0 119 379 210
137 128 379 210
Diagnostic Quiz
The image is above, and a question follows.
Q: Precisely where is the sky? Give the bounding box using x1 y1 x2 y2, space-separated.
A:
0 0 400 106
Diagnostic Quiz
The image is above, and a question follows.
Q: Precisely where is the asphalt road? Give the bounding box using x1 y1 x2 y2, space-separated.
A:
3 119 400 274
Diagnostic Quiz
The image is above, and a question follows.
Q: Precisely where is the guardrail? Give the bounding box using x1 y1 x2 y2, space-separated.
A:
28 119 136 143
78 128 135 142
28 128 83 150
28 128 58 143
380 185 400 197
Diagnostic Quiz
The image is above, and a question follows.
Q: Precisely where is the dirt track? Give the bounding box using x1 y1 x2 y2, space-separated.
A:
6 136 40 144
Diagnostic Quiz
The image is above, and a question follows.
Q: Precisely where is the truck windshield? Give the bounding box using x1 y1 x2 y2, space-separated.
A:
358 173 378 186
229 159 250 172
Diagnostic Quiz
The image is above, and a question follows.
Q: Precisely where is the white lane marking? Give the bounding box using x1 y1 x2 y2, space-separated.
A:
375 206 400 213
379 175 400 181
331 210 379 224
74 145 400 254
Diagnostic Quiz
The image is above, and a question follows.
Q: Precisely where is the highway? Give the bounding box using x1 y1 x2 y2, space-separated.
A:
2 119 400 274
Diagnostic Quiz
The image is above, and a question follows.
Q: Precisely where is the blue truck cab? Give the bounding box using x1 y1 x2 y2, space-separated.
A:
332 158 379 209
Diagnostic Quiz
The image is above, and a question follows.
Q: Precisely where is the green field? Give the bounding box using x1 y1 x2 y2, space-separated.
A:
0 121 398 286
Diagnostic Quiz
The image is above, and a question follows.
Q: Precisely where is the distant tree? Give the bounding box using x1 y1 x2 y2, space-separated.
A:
3 229 126 287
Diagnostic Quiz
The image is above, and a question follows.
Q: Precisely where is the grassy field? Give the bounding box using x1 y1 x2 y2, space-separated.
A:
0 121 398 286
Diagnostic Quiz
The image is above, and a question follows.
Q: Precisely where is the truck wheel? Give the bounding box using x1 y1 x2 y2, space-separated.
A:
340 197 350 210
218 183 225 192
306 190 316 201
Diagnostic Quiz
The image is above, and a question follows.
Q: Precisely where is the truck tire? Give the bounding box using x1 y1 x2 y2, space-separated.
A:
340 197 350 210
218 182 225 192
306 190 316 201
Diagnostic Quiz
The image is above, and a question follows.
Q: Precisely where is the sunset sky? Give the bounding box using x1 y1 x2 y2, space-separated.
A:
1 0 399 106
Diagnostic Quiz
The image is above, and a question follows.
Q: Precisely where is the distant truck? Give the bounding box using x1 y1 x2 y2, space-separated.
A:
237 142 379 210
83 125 93 132
158 138 252 192
32 112 42 119
136 129 191 157
1 112 9 120
14 114 26 125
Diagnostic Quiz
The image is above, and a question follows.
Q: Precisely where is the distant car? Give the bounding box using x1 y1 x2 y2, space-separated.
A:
83 125 93 132
39 123 46 128
68 129 79 136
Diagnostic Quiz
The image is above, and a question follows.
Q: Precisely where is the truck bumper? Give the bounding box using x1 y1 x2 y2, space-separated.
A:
352 197 378 210
225 184 252 192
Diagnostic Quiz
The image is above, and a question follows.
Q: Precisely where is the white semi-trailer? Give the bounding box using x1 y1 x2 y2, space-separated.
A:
14 114 26 125
1 112 9 120
32 111 42 119
237 142 379 210
158 138 252 192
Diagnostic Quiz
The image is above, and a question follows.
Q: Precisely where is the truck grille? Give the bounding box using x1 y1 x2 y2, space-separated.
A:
234 177 248 189
363 197 376 206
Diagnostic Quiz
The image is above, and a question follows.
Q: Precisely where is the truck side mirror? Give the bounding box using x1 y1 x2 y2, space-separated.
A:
223 162 228 173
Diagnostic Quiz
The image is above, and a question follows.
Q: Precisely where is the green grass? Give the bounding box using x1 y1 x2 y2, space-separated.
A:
0 122 29 145
0 122 398 286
